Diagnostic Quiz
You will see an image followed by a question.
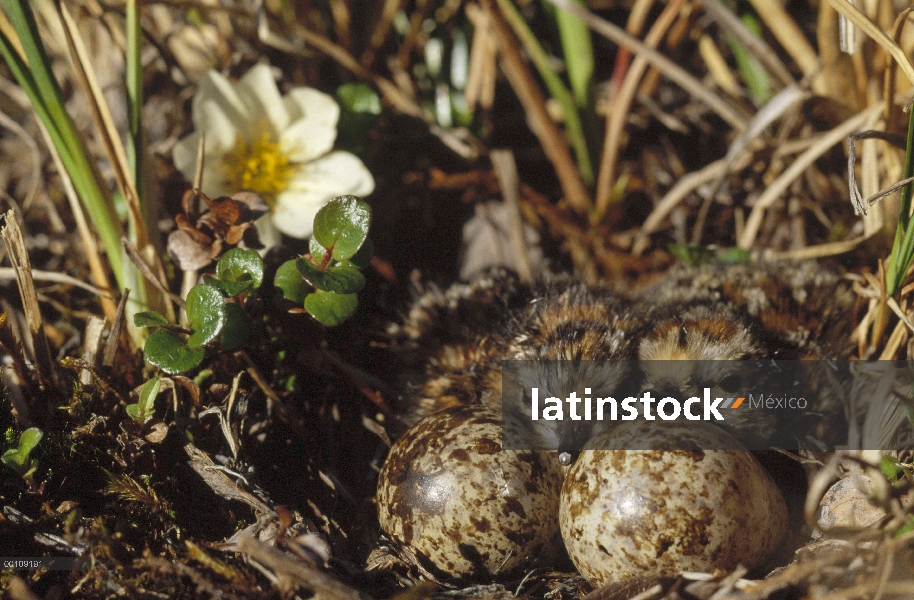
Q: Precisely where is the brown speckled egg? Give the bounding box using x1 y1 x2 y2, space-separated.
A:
377 405 564 580
560 421 787 587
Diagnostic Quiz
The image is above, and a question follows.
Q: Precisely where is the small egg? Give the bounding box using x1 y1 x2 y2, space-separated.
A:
560 421 787 587
377 405 564 580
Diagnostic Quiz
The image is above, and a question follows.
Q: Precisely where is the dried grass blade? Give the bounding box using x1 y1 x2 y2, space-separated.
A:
544 0 749 130
596 0 686 215
738 105 879 249
745 0 820 87
55 1 147 250
0 210 56 389
102 289 129 367
825 0 914 87
483 0 592 214
235 533 372 600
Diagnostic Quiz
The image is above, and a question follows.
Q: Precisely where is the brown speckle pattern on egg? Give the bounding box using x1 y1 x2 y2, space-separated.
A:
560 421 787 587
377 405 564 580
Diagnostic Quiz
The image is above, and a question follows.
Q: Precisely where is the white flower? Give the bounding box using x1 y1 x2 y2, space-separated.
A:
172 63 375 243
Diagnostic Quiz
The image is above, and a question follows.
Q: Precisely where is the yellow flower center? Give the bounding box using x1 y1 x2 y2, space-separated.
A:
221 124 301 207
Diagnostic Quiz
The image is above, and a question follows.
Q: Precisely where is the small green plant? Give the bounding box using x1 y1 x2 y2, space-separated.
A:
275 195 373 326
135 248 264 374
135 196 370 374
668 243 751 267
126 377 161 425
2 426 42 482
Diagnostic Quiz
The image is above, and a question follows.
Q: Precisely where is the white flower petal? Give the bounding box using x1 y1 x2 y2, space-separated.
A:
172 131 231 197
254 213 282 251
193 70 249 135
194 96 243 154
281 116 337 162
172 131 202 181
272 152 375 239
236 63 290 134
295 151 376 197
270 190 325 239
199 156 231 198
283 88 340 129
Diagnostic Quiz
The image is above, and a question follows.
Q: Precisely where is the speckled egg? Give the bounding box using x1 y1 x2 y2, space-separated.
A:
377 405 564 580
560 421 787 587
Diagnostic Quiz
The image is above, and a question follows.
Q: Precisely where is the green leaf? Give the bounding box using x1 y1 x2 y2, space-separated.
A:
275 259 310 303
309 238 328 264
219 303 251 351
896 514 914 537
880 455 904 482
335 84 382 155
297 258 365 294
668 243 714 267
336 83 381 116
312 196 372 261
726 13 772 105
715 247 752 265
186 284 226 348
127 377 161 424
305 290 358 326
133 311 171 328
349 237 373 269
143 330 205 374
1 427 42 471
216 248 264 290
204 275 253 298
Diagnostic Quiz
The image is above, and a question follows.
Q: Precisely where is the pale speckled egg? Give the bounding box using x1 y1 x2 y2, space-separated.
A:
560 421 787 587
377 405 564 580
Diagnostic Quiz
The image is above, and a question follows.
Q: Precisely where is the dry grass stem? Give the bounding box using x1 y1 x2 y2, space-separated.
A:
0 266 111 297
746 0 822 90
699 0 796 88
596 0 687 215
634 158 730 254
825 0 914 87
256 11 424 120
546 0 749 131
487 0 592 215
33 117 118 322
57 2 149 250
101 288 128 367
738 105 879 249
1 210 57 388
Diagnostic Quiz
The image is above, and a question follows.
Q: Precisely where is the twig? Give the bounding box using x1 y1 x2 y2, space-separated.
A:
256 8 424 120
122 237 184 310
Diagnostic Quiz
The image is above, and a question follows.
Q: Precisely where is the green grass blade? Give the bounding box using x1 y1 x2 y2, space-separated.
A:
126 0 142 200
887 106 914 296
548 0 594 109
496 0 594 185
0 0 125 284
